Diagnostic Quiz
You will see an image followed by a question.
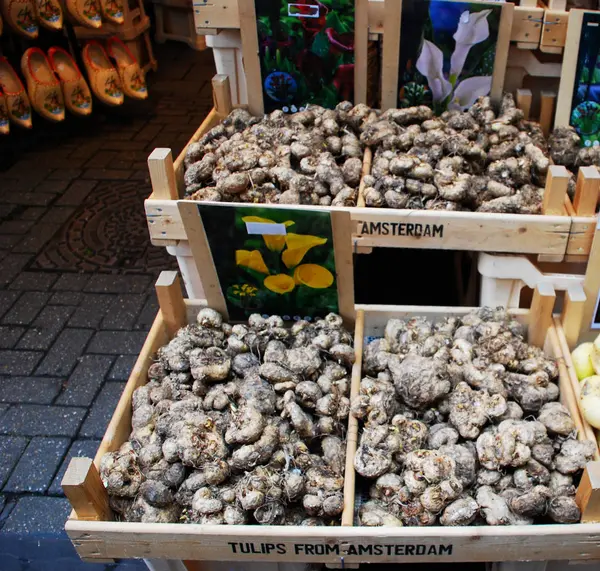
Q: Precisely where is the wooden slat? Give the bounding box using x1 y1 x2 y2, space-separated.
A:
237 0 263 116
573 167 600 217
148 148 178 200
62 458 112 522
553 317 599 448
516 88 533 120
576 463 600 523
539 90 557 138
156 271 187 338
490 2 514 106
212 74 233 117
540 10 568 54
354 0 368 105
581 226 600 342
192 0 239 30
351 209 570 255
543 165 570 216
556 9 585 127
381 0 402 110
527 282 556 347
561 284 587 350
511 7 543 47
178 201 228 318
94 312 169 465
331 210 355 328
341 309 364 527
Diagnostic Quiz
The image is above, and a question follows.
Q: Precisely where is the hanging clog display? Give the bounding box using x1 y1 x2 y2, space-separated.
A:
2 0 38 39
82 41 123 106
21 47 65 121
0 56 32 128
106 36 147 100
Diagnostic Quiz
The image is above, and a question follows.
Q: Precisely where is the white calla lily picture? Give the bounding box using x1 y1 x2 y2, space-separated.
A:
399 0 501 113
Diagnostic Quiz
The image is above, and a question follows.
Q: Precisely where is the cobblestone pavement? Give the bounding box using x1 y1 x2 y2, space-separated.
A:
0 42 215 569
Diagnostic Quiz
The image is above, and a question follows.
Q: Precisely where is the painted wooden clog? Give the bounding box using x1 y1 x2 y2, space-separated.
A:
66 0 101 28
48 47 92 116
99 0 123 24
21 47 65 122
0 57 32 128
35 0 63 30
106 36 147 100
82 41 123 106
2 0 38 38
0 92 9 134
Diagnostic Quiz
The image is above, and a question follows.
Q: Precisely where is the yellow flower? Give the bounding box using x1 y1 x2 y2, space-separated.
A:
281 233 327 269
264 274 295 294
236 250 269 274
242 216 295 252
293 264 334 289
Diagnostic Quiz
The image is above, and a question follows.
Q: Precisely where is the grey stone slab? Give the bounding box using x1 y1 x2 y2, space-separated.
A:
56 355 114 406
0 234 20 248
4 436 70 493
0 405 86 437
107 355 137 381
17 306 75 350
0 435 28 487
36 180 70 194
79 382 125 438
67 293 113 328
2 192 57 206
0 350 43 375
55 180 97 206
2 292 51 325
8 272 59 291
40 207 75 225
135 294 159 330
2 496 72 533
85 275 152 294
0 291 19 320
101 294 146 330
0 254 31 286
0 326 25 349
49 291 82 306
48 438 101 495
87 331 147 355
52 273 91 291
47 168 82 181
35 329 94 376
0 404 8 420
13 223 62 254
0 377 62 404
1 220 35 234
18 206 46 221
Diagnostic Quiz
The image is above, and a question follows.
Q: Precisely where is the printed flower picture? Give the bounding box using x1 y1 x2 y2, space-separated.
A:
256 0 355 113
398 0 501 113
199 205 339 321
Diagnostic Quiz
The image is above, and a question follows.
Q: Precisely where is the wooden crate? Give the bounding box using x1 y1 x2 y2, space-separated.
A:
62 270 600 564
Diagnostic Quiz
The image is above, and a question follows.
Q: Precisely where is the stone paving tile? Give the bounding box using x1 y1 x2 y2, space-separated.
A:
0 234 20 249
0 326 25 349
36 180 70 194
2 496 72 533
47 169 82 181
85 275 152 294
101 294 146 330
35 328 94 376
2 292 51 325
0 254 32 286
18 207 47 221
87 331 147 355
0 351 43 376
0 291 19 319
52 273 91 291
0 436 28 487
68 293 114 328
56 355 114 406
79 382 125 438
0 405 8 420
17 306 75 350
55 179 98 207
13 223 62 254
1 220 35 234
0 377 62 404
107 355 137 381
1 192 57 207
49 291 82 306
39 207 75 225
4 437 71 493
8 272 59 291
0 405 86 437
48 438 101 495
135 295 158 329
83 168 132 180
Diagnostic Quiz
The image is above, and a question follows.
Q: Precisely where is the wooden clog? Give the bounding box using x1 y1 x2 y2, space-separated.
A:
21 47 65 122
35 0 62 30
106 36 147 100
0 92 9 134
99 0 123 24
48 47 92 116
82 41 123 106
65 0 101 28
0 56 32 128
2 0 38 38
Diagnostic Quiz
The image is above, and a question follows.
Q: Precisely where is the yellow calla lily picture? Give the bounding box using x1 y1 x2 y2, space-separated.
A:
199 205 339 320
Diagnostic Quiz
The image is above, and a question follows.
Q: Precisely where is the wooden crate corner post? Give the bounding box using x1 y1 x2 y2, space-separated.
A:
528 282 556 347
516 88 533 120
148 148 178 200
576 462 600 523
573 166 600 217
543 165 570 216
561 284 587 350
212 74 233 117
156 271 187 337
540 90 558 138
62 457 112 522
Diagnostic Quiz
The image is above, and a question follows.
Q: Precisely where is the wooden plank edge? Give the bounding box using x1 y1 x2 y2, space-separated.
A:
356 147 372 208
